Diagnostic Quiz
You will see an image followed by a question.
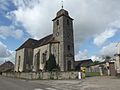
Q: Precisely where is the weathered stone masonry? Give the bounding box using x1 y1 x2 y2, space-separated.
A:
15 8 75 72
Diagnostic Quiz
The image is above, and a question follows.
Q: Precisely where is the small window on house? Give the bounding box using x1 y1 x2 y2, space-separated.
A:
42 53 46 64
56 20 59 25
19 56 21 61
18 56 21 65
67 19 69 25
67 45 70 51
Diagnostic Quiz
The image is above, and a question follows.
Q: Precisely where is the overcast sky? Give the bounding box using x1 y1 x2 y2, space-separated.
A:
0 0 120 64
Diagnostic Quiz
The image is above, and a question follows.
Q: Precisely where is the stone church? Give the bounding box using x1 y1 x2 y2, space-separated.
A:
14 8 75 72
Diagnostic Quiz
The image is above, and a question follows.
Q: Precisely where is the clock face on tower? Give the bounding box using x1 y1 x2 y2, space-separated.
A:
56 32 59 36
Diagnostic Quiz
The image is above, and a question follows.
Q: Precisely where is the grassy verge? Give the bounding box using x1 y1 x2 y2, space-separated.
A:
85 72 100 77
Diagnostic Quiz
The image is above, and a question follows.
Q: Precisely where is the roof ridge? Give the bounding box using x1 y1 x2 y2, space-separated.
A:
16 34 54 51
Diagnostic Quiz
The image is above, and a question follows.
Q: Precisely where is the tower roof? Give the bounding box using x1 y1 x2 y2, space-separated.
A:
57 9 69 17
52 9 73 21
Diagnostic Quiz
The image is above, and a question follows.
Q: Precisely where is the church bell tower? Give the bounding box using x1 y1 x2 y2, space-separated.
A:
52 8 75 71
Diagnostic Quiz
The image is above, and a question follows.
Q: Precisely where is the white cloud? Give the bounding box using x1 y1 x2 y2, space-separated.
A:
13 29 24 39
0 25 24 39
76 43 118 61
75 49 88 61
1 51 15 64
0 41 12 57
100 43 117 57
8 0 59 39
90 55 103 62
0 0 10 11
76 43 117 61
94 29 118 46
1 0 120 64
0 53 15 64
69 0 120 45
0 41 15 64
75 51 104 62
6 0 120 53
93 18 120 46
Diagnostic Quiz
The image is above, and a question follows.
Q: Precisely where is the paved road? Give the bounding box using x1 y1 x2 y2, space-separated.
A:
0 76 58 90
31 76 120 90
1 76 120 90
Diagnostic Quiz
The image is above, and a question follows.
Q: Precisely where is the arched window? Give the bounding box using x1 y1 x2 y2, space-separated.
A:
42 53 47 64
67 45 70 51
67 19 69 25
18 56 21 71
56 20 59 25
19 56 21 61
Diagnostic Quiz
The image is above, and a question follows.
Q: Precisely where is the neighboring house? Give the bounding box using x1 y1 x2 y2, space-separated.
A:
75 59 116 76
88 62 107 75
87 61 116 76
0 61 14 74
15 8 75 72
74 59 93 71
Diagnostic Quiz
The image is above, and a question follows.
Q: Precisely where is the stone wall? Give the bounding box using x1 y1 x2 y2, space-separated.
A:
15 48 25 72
2 71 79 80
24 48 34 71
53 10 75 71
33 44 50 71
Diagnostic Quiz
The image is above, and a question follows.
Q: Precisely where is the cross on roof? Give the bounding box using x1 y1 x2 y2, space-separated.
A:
61 0 64 9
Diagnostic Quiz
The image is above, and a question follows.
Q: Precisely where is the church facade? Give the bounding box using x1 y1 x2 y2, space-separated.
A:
14 8 75 72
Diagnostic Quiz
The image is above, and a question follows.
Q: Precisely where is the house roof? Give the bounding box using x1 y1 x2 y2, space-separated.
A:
35 34 53 47
75 59 93 67
0 61 14 72
89 61 106 66
16 34 59 51
16 38 38 51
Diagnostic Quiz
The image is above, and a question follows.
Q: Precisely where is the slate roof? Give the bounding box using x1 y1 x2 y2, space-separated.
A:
16 38 38 51
75 59 93 71
35 34 53 47
75 59 93 67
52 9 73 21
16 34 59 51
89 61 106 66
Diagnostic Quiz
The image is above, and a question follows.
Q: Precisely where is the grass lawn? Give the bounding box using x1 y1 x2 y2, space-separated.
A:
85 72 100 77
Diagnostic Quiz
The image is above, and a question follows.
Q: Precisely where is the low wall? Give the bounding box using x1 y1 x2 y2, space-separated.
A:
2 71 79 80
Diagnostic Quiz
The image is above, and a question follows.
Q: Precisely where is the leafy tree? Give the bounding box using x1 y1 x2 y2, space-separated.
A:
102 55 111 62
45 54 59 71
93 61 100 65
